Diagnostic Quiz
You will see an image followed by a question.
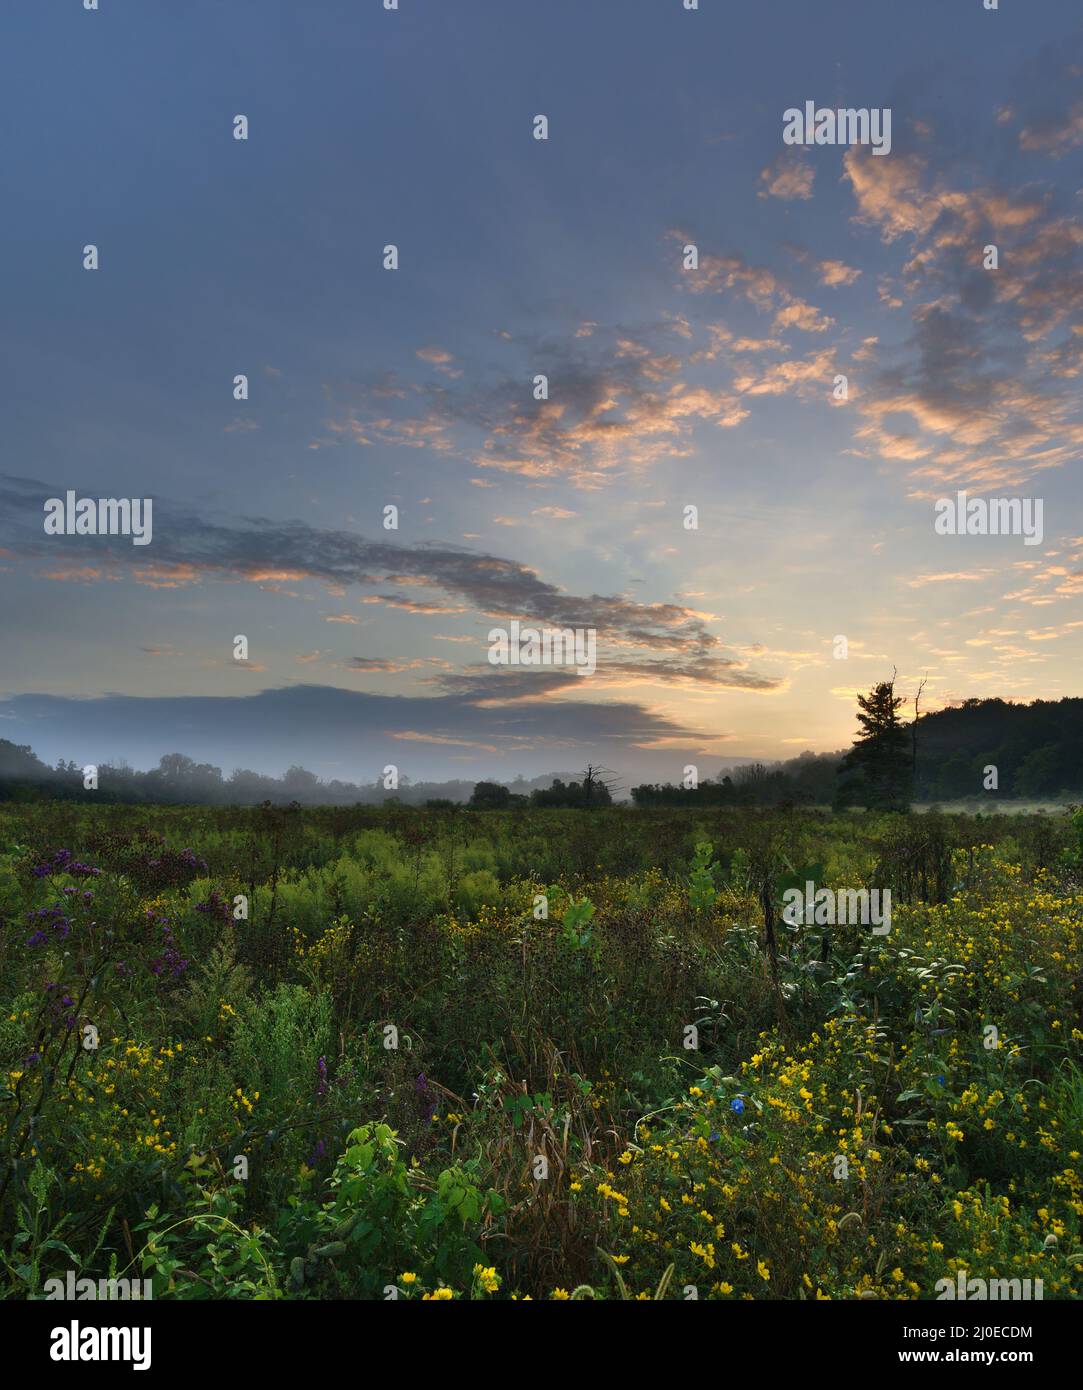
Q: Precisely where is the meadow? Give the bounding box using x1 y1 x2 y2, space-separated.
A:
1 801 1081 1301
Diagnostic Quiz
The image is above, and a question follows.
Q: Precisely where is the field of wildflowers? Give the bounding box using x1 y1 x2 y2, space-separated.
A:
1 802 1080 1301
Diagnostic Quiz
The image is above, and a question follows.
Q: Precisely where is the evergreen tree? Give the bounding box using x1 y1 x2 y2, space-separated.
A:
838 677 912 810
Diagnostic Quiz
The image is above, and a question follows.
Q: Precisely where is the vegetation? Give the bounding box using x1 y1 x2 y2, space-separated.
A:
5 696 1083 810
636 693 1083 807
1 800 1081 1300
836 677 913 811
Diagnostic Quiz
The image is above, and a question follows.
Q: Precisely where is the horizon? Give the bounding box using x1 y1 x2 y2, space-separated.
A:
4 691 1078 796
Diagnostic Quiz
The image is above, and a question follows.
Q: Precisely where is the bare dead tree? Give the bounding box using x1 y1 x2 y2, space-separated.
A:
912 675 928 779
580 764 623 804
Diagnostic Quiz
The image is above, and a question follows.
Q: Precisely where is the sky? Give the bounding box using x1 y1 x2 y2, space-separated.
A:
2 0 1082 785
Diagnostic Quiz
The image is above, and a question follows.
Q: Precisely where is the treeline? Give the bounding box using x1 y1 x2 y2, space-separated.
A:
1 695 1081 808
0 744 467 807
912 697 1083 799
466 775 613 810
632 751 840 807
0 743 600 808
633 696 1083 807
0 745 414 806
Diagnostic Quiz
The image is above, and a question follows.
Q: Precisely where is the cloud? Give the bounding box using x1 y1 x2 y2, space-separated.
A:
817 259 862 288
783 243 862 288
1019 101 1083 157
436 651 783 699
670 233 839 357
0 476 779 690
1008 35 1083 158
326 319 749 487
0 683 726 781
837 126 1083 492
758 152 815 201
670 235 787 307
906 570 994 588
731 348 838 399
773 300 834 334
344 657 433 673
843 149 941 242
415 345 461 378
318 242 862 489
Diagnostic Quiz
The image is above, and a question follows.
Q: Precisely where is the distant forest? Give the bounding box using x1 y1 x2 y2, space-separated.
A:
0 741 583 808
0 696 1081 807
633 697 1083 807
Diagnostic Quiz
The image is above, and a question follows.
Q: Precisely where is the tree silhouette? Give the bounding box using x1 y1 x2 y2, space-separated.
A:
838 675 912 810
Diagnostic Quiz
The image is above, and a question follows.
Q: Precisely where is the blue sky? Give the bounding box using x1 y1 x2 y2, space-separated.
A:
2 0 1082 782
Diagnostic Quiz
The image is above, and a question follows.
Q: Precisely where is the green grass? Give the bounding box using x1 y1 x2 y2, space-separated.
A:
1 802 1080 1300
